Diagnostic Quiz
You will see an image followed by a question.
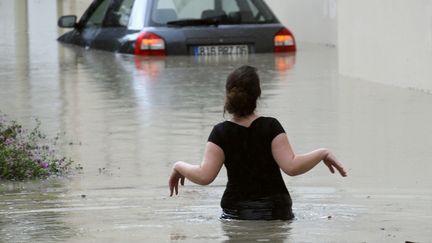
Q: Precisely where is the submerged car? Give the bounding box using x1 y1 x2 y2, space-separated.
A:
58 0 296 56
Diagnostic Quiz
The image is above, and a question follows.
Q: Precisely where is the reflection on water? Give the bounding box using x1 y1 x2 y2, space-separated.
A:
1 0 432 242
0 181 76 242
221 220 292 243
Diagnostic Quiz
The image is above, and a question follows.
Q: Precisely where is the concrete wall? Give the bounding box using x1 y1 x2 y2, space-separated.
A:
338 0 432 92
266 0 338 46
58 0 91 16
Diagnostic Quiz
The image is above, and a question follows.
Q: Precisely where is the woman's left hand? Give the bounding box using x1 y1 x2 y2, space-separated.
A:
169 164 185 196
323 151 347 177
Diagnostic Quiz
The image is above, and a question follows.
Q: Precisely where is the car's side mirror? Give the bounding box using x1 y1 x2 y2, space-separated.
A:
58 15 77 28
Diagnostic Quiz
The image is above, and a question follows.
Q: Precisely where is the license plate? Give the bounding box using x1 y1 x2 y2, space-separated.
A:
194 45 249 56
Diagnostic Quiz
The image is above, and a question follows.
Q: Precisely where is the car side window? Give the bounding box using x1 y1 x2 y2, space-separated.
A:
85 0 112 27
104 0 135 27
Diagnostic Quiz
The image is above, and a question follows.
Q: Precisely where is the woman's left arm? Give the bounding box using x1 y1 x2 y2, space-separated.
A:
169 142 224 196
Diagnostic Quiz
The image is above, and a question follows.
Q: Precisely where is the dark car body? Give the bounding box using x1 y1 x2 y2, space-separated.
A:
58 0 296 56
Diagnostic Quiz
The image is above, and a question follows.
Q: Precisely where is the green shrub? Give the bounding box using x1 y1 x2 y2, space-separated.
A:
0 113 77 181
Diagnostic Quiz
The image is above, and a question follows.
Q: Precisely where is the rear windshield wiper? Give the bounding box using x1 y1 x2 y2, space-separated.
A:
166 18 220 27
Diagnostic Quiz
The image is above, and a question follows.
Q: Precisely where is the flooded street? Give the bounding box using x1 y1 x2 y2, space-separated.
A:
1 1 432 242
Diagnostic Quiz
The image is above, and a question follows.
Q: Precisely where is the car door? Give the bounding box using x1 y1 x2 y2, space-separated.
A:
89 0 137 52
70 0 113 48
70 0 136 52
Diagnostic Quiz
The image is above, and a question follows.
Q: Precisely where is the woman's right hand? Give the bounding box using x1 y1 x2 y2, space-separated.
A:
323 150 348 177
168 163 185 196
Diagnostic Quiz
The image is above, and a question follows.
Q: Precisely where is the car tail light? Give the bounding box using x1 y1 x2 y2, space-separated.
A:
274 28 296 52
135 32 166 56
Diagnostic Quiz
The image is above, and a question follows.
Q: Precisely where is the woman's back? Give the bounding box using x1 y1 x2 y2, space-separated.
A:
209 116 293 218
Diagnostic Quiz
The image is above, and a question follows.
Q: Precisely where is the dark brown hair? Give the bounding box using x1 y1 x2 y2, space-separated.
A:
224 65 261 117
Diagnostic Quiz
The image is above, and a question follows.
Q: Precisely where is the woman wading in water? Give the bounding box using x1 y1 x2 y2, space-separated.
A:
168 65 347 220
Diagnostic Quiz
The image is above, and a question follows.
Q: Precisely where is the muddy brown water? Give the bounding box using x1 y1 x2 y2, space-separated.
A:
1 1 432 242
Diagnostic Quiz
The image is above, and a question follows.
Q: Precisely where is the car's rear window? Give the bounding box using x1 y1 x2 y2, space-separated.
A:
150 0 278 26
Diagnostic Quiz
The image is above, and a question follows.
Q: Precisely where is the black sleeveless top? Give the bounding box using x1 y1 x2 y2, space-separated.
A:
208 117 293 220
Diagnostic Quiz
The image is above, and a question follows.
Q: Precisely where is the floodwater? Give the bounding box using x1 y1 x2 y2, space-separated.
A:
1 1 432 242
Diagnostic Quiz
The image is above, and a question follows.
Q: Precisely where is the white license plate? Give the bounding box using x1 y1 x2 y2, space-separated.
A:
194 45 249 56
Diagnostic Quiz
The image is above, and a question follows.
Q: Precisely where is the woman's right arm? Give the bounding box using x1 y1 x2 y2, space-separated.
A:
271 133 347 177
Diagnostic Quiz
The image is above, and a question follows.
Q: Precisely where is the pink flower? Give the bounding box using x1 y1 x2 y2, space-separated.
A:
4 138 14 145
41 162 49 169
